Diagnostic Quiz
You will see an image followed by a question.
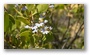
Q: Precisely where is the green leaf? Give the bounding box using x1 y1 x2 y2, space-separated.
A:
14 8 23 16
4 13 15 32
15 20 21 28
73 8 78 13
20 30 32 40
20 28 30 33
20 30 34 47
31 9 37 16
45 33 54 42
26 4 35 12
16 16 30 25
8 14 15 24
9 20 13 31
30 35 34 47
20 30 30 37
42 36 46 41
55 4 64 9
4 12 9 32
20 30 31 42
37 4 48 13
12 24 16 31
6 4 15 14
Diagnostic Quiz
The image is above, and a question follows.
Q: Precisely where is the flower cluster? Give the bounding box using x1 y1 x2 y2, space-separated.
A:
24 17 52 34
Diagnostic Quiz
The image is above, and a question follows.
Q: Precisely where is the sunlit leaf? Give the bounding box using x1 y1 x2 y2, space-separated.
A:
37 4 48 13
12 24 16 31
20 28 29 33
42 36 46 41
15 20 21 28
55 4 64 9
14 8 23 16
16 16 30 25
8 14 15 24
20 30 30 37
26 4 35 12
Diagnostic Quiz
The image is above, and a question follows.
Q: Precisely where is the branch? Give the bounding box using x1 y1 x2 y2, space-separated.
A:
61 18 71 42
66 21 84 49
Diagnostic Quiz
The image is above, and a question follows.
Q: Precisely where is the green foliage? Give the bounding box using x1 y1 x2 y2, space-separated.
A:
37 4 48 13
4 12 9 32
4 4 84 49
55 4 64 9
14 8 23 16
26 4 35 12
16 16 30 25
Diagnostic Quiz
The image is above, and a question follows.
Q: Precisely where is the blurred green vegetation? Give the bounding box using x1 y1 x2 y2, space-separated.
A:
4 4 84 49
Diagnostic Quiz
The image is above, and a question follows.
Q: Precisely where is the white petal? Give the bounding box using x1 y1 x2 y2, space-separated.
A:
35 23 39 26
44 20 48 23
40 23 44 26
43 32 45 34
39 17 43 21
24 25 30 28
43 12 46 15
44 26 48 30
49 26 53 30
45 31 49 34
32 29 37 33
35 23 40 27
42 31 49 34
32 26 38 30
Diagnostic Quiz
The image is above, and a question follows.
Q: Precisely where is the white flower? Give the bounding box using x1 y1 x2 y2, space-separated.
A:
35 23 44 27
32 29 38 33
24 25 30 28
35 23 40 27
39 23 44 26
49 26 53 30
32 26 38 30
49 5 54 8
39 17 43 21
44 26 48 30
43 31 50 34
44 20 48 23
43 12 46 15
41 30 49 34
35 23 38 26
